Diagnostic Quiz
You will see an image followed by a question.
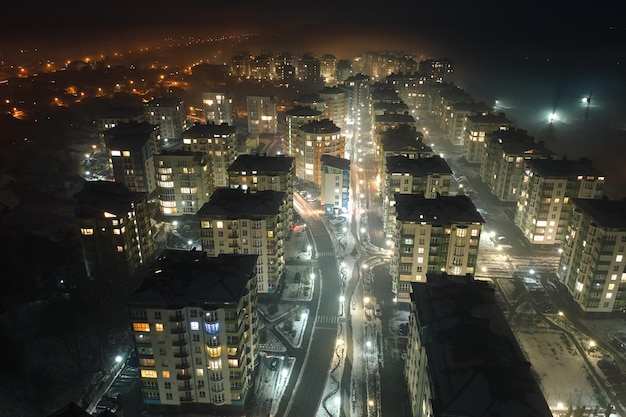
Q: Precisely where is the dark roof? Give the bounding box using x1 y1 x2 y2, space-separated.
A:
183 122 236 138
386 155 452 176
227 154 294 173
104 121 158 149
127 251 257 309
410 274 552 417
145 97 183 107
73 181 146 218
374 112 416 123
46 402 91 417
300 119 340 134
487 129 556 157
285 105 322 117
466 113 513 124
525 157 605 178
572 198 626 229
320 154 350 170
197 188 285 218
394 193 484 224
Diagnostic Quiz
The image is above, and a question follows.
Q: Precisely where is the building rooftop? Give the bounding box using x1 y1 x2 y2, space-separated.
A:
73 181 146 218
466 112 513 125
410 274 552 417
227 154 294 173
571 197 626 229
145 96 183 107
127 250 257 309
487 129 556 157
394 193 484 224
285 105 322 117
525 157 605 179
300 119 340 134
386 155 452 176
320 154 350 171
197 188 285 218
104 121 158 149
183 122 236 138
374 112 416 124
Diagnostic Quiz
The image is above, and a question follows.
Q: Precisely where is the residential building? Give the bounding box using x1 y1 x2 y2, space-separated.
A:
247 96 278 138
143 97 186 147
197 188 287 293
105 121 159 196
295 119 345 185
319 54 338 85
127 250 259 414
515 157 606 246
373 112 417 149
405 274 552 417
463 113 514 163
318 86 349 132
391 194 484 302
154 150 212 217
283 106 322 158
385 72 429 113
202 92 234 126
74 181 154 286
383 155 453 237
446 101 491 145
481 128 555 202
377 124 433 180
418 58 455 84
343 74 371 139
320 154 350 215
182 123 238 188
227 154 295 225
557 198 626 315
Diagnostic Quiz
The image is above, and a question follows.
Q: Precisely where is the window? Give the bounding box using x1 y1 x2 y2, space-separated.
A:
133 323 150 332
141 369 158 378
162 370 170 378
155 323 164 332
80 228 93 235
190 321 199 331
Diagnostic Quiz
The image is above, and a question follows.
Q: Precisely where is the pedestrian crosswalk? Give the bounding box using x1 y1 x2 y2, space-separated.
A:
315 315 339 324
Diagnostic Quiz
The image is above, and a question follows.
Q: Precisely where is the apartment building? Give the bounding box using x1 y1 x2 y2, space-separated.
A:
182 123 238 188
557 198 626 315
154 150 212 217
515 157 605 247
391 194 484 302
373 112 418 149
418 58 455 84
127 250 259 414
385 72 429 112
318 86 349 132
202 92 234 126
227 154 295 225
405 274 552 417
320 154 350 215
377 124 433 180
105 121 159 196
246 96 278 137
446 101 491 145
295 119 345 185
383 155 453 237
197 188 287 293
481 128 555 202
463 113 514 163
143 97 186 146
74 181 154 286
282 106 323 158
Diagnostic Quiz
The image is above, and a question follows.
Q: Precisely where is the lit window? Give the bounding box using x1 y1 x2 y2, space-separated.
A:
606 292 613 299
616 255 623 262
141 369 158 378
216 221 224 229
113 228 121 235
122 151 131 157
155 323 164 332
190 321 199 331
110 150 121 157
117 246 124 252
80 228 93 235
133 322 150 332
196 368 204 377
162 370 170 378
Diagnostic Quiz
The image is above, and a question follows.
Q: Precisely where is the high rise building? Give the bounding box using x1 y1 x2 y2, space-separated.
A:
202 92 234 126
246 96 278 138
418 58 455 84
318 86 349 133
463 113 514 163
557 198 626 314
127 250 259 414
377 124 433 180
383 155 453 237
182 123 238 188
405 273 552 417
296 119 345 185
391 194 484 302
515 157 606 247
105 121 160 196
74 181 154 286
320 154 350 215
154 150 213 216
143 97 186 148
197 188 287 293
283 106 322 157
227 154 295 225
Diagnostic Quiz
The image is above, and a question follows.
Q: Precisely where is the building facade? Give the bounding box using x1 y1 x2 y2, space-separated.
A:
295 119 345 185
515 158 605 246
127 251 259 414
143 97 186 147
557 198 626 315
202 92 234 126
182 123 238 188
74 181 154 286
320 154 350 215
463 113 514 163
197 188 287 293
391 194 484 302
246 96 278 137
154 150 212 216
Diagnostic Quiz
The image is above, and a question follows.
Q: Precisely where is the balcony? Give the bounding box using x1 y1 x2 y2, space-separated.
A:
172 338 188 347
171 326 186 334
169 315 185 323
173 350 189 358
175 362 191 369
176 373 192 381
178 385 193 392
179 395 194 402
